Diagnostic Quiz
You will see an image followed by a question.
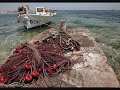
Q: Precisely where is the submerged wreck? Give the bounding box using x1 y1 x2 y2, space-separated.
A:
0 20 119 87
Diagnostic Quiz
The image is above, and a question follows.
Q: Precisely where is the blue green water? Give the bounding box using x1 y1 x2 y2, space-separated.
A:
0 10 120 67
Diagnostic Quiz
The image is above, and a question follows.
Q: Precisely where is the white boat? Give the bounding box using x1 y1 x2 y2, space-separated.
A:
17 5 56 29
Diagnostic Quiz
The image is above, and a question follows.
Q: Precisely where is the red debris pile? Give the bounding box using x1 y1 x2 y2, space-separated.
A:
0 30 80 87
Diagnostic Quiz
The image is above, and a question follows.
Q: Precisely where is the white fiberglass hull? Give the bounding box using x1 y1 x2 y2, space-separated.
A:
18 14 53 29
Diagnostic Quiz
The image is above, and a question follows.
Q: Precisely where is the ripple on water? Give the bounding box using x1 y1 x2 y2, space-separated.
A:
0 11 120 62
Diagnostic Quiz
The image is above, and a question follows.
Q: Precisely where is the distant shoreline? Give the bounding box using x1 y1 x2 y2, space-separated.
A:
0 12 17 14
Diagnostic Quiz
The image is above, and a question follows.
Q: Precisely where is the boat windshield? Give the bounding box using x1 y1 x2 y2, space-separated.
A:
37 8 43 12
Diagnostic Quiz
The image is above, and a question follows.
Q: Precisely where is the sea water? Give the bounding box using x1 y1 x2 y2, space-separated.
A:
0 10 120 63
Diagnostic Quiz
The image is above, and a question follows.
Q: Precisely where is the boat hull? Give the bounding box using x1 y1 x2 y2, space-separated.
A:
18 14 53 29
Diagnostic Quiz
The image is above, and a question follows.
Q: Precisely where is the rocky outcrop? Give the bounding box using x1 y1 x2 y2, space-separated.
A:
29 28 120 87
0 27 119 87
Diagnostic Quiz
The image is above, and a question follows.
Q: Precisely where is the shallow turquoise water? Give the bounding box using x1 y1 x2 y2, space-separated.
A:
0 10 120 62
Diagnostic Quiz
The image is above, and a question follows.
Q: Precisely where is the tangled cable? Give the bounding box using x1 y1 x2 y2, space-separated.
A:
0 29 80 87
